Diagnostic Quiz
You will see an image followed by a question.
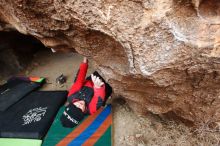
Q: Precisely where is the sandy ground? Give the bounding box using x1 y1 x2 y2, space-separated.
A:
1 50 219 146
23 50 94 91
113 100 220 146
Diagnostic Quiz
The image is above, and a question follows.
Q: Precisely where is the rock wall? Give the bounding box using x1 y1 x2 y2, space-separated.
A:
0 0 220 125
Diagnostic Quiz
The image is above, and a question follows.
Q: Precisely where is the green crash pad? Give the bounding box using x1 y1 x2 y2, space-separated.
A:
43 105 112 146
0 138 42 146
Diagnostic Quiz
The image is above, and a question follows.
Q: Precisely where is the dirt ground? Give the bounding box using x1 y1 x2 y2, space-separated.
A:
1 50 219 146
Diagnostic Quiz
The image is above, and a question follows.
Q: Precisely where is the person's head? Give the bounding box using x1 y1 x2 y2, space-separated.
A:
60 103 84 128
73 100 86 112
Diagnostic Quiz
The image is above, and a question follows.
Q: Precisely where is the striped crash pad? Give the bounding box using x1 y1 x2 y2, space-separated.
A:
43 105 112 146
0 138 42 146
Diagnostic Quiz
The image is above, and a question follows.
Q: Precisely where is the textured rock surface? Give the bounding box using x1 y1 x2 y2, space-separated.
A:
0 0 220 124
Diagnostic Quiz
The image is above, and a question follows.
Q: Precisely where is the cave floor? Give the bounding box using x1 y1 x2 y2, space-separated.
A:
1 50 219 146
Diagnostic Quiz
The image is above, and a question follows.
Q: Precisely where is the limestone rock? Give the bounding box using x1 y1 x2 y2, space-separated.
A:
0 0 220 124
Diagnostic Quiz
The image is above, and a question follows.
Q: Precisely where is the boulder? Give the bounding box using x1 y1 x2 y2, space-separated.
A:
0 0 219 124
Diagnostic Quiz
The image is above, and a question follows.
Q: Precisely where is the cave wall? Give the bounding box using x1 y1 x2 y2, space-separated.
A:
0 0 220 125
0 31 44 78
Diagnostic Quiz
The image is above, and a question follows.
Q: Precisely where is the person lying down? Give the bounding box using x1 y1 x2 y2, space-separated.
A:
60 57 107 128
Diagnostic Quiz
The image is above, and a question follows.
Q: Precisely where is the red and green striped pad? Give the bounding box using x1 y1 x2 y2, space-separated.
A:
29 77 45 83
9 76 45 83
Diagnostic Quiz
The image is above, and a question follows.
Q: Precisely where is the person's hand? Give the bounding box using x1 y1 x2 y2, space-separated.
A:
64 102 70 107
83 57 88 63
91 74 104 88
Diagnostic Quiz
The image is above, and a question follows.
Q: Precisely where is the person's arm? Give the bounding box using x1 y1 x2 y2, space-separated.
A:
89 85 105 114
88 74 105 114
68 57 88 96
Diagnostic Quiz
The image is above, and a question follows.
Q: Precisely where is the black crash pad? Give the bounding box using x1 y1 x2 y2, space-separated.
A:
0 77 45 111
0 91 67 139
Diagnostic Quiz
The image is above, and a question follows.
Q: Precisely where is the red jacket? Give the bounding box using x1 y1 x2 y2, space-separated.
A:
68 62 105 114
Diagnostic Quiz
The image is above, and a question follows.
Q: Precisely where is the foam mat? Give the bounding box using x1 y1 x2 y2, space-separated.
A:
0 138 42 146
0 91 67 139
43 105 112 146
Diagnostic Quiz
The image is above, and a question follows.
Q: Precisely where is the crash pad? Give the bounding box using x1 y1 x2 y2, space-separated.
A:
0 91 67 139
42 105 112 146
0 77 45 111
0 138 42 146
